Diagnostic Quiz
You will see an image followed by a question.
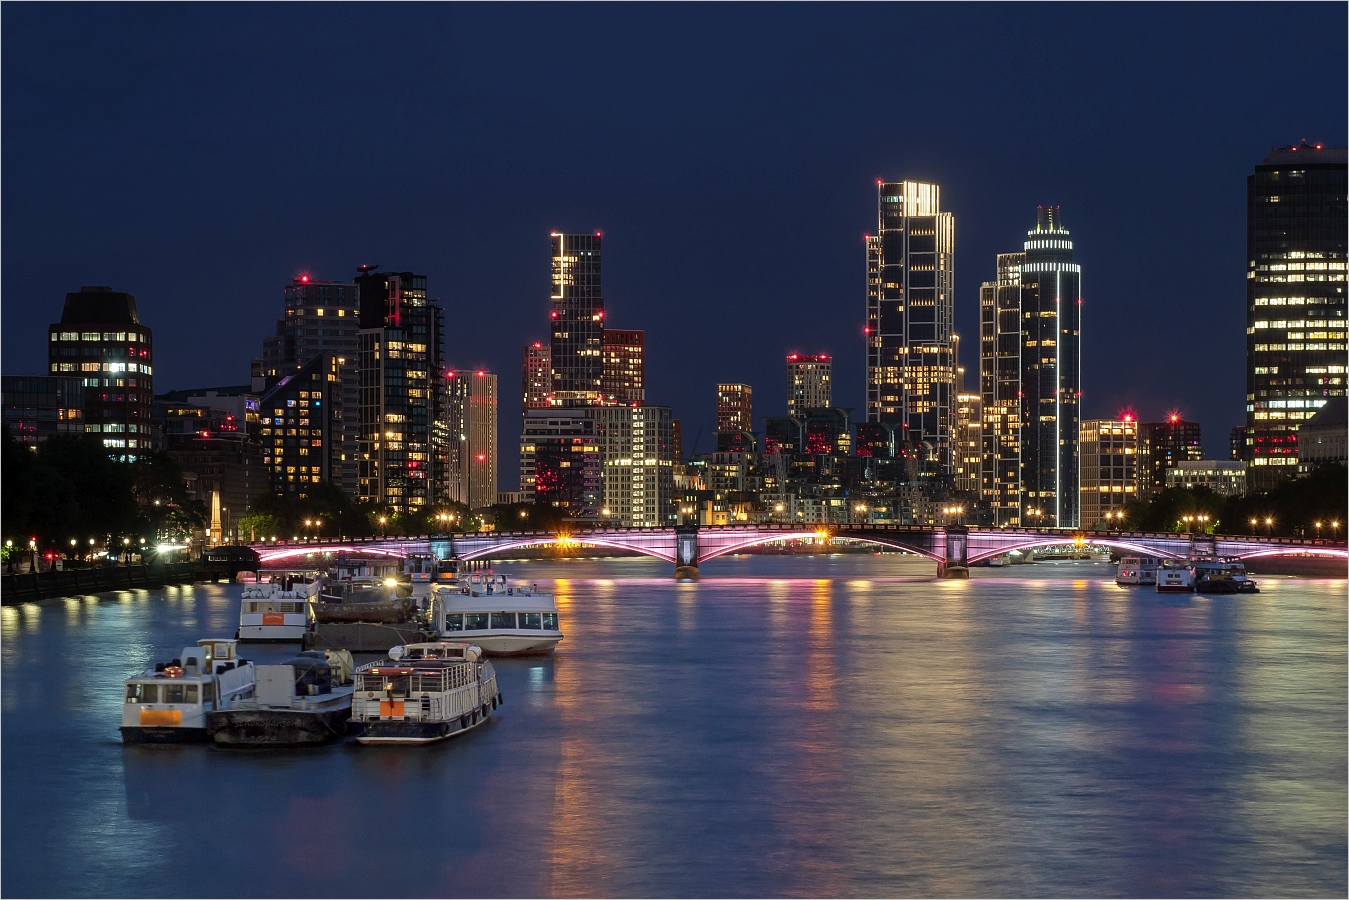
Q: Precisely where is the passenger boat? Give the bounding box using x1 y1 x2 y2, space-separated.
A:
1192 559 1260 594
351 642 500 745
1155 561 1195 593
1116 556 1161 586
120 639 255 743
206 650 356 747
237 573 321 642
432 574 563 656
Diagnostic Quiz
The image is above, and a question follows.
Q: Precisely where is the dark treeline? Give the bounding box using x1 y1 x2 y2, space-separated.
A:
1112 464 1348 538
1 427 204 554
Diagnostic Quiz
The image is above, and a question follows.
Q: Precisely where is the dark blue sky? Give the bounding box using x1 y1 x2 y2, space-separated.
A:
4 3 1345 478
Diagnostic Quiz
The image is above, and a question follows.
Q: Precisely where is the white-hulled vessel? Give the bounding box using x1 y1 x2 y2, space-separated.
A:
1156 560 1195 593
238 572 321 642
351 642 500 745
121 639 256 743
1116 556 1161 585
432 574 562 656
1192 559 1260 594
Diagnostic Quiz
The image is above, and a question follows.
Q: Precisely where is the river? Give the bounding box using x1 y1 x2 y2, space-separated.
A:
2 554 1345 897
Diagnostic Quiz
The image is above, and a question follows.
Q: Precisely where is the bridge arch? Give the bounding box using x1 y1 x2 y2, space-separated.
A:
459 535 677 564
1227 546 1348 561
695 530 825 563
800 532 946 564
256 545 410 565
966 537 1187 565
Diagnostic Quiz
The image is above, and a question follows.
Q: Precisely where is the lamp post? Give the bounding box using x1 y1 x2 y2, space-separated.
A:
1250 517 1258 535
1264 516 1274 537
1331 519 1341 539
378 516 388 538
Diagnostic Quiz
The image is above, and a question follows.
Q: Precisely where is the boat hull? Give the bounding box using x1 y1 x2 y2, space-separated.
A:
445 632 562 656
120 725 209 744
207 705 351 747
1156 585 1194 593
353 706 493 745
237 625 308 642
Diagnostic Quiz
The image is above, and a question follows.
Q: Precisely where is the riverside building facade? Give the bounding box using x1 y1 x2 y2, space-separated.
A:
550 232 605 407
601 329 645 405
1245 142 1348 489
442 370 499 511
1080 417 1138 527
865 181 957 472
787 354 832 416
47 286 154 457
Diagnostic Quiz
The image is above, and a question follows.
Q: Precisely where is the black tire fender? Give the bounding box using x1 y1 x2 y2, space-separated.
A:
439 723 449 737
460 714 469 730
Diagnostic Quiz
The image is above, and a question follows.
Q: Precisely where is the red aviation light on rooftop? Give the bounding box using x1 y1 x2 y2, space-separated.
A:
446 370 455 379
476 370 485 377
595 231 602 237
1120 408 1135 423
550 311 558 319
1168 411 1182 424
532 341 542 349
476 453 486 462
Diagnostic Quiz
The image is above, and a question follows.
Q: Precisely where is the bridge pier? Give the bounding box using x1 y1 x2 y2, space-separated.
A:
675 527 699 580
939 527 969 578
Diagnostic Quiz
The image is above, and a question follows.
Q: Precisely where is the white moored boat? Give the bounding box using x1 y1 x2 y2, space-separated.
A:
1156 560 1195 593
1116 556 1161 585
351 642 500 745
1192 559 1260 594
432 574 562 656
238 573 321 642
121 639 256 743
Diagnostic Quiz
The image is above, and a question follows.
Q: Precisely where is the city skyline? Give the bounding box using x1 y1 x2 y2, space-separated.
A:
2 5 1346 479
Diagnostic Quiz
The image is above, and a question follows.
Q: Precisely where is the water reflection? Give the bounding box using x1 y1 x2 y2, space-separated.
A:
2 559 1345 897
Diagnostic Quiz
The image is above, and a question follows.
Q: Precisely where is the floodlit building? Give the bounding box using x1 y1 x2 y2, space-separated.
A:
1080 417 1138 527
786 354 831 417
519 408 601 518
865 180 956 471
1245 141 1347 489
550 232 605 407
716 383 753 433
442 370 499 510
1297 396 1347 471
1165 461 1247 497
593 405 675 527
979 252 1024 524
602 329 645 405
1138 416 1203 498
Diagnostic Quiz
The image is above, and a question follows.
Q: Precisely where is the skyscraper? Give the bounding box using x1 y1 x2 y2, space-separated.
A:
954 391 983 494
519 408 601 517
256 353 345 497
1138 415 1203 498
47 286 153 457
865 181 956 471
786 354 832 416
979 252 1024 525
550 232 604 407
593 405 675 526
353 267 443 514
1080 417 1138 527
716 383 753 432
601 329 645 405
522 342 552 410
442 370 498 510
1018 207 1082 527
1245 141 1348 490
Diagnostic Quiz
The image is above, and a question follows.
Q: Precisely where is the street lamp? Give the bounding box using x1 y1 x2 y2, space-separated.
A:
1314 520 1322 538
378 516 387 538
1264 516 1274 536
1331 519 1341 538
1250 517 1258 534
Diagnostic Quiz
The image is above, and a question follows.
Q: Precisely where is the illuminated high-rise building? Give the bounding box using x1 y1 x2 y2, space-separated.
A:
353 267 443 514
954 391 982 494
1138 416 1202 498
1018 207 1082 527
787 354 831 416
1080 417 1138 527
979 252 1024 524
522 341 552 410
442 370 498 511
601 329 645 405
47 286 153 458
716 383 753 433
519 408 601 518
865 181 956 470
550 232 605 407
594 405 675 527
1245 141 1347 489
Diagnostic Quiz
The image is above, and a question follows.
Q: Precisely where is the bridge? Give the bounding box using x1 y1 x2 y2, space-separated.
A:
247 524 1347 578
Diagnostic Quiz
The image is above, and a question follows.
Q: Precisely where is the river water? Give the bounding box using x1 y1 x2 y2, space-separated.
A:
2 555 1345 898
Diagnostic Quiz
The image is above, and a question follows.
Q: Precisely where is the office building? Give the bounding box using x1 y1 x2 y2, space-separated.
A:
1229 426 1246 461
519 408 601 518
1165 461 1247 497
353 268 443 513
522 341 552 410
157 386 261 437
716 383 753 432
671 419 683 463
954 392 982 494
865 181 956 471
594 405 675 526
601 329 645 405
257 353 348 496
787 354 832 416
1298 396 1347 471
979 252 1025 524
1245 141 1347 489
2 376 84 445
442 370 499 510
1080 418 1138 527
47 286 153 456
1139 416 1203 497
550 232 605 407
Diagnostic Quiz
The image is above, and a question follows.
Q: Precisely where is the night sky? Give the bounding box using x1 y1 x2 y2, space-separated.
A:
4 4 1345 483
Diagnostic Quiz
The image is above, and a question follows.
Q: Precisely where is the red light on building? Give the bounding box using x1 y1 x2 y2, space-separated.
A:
476 370 485 376
300 274 310 283
863 327 870 334
550 311 558 319
532 341 542 349
1168 412 1181 424
595 231 602 237
476 453 485 462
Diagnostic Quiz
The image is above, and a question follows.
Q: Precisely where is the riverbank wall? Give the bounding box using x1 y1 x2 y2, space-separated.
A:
0 563 235 605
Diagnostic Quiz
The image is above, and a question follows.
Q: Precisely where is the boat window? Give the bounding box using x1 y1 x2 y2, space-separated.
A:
164 683 186 704
464 613 489 630
184 685 199 704
518 612 542 629
126 683 157 703
202 682 215 703
490 612 516 629
542 613 559 630
444 614 464 632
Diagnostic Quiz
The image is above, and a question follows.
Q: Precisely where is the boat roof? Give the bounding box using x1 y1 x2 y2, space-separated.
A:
436 591 557 613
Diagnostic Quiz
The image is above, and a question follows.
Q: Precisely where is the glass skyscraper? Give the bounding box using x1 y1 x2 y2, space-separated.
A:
1245 141 1347 490
550 232 605 407
865 181 956 472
